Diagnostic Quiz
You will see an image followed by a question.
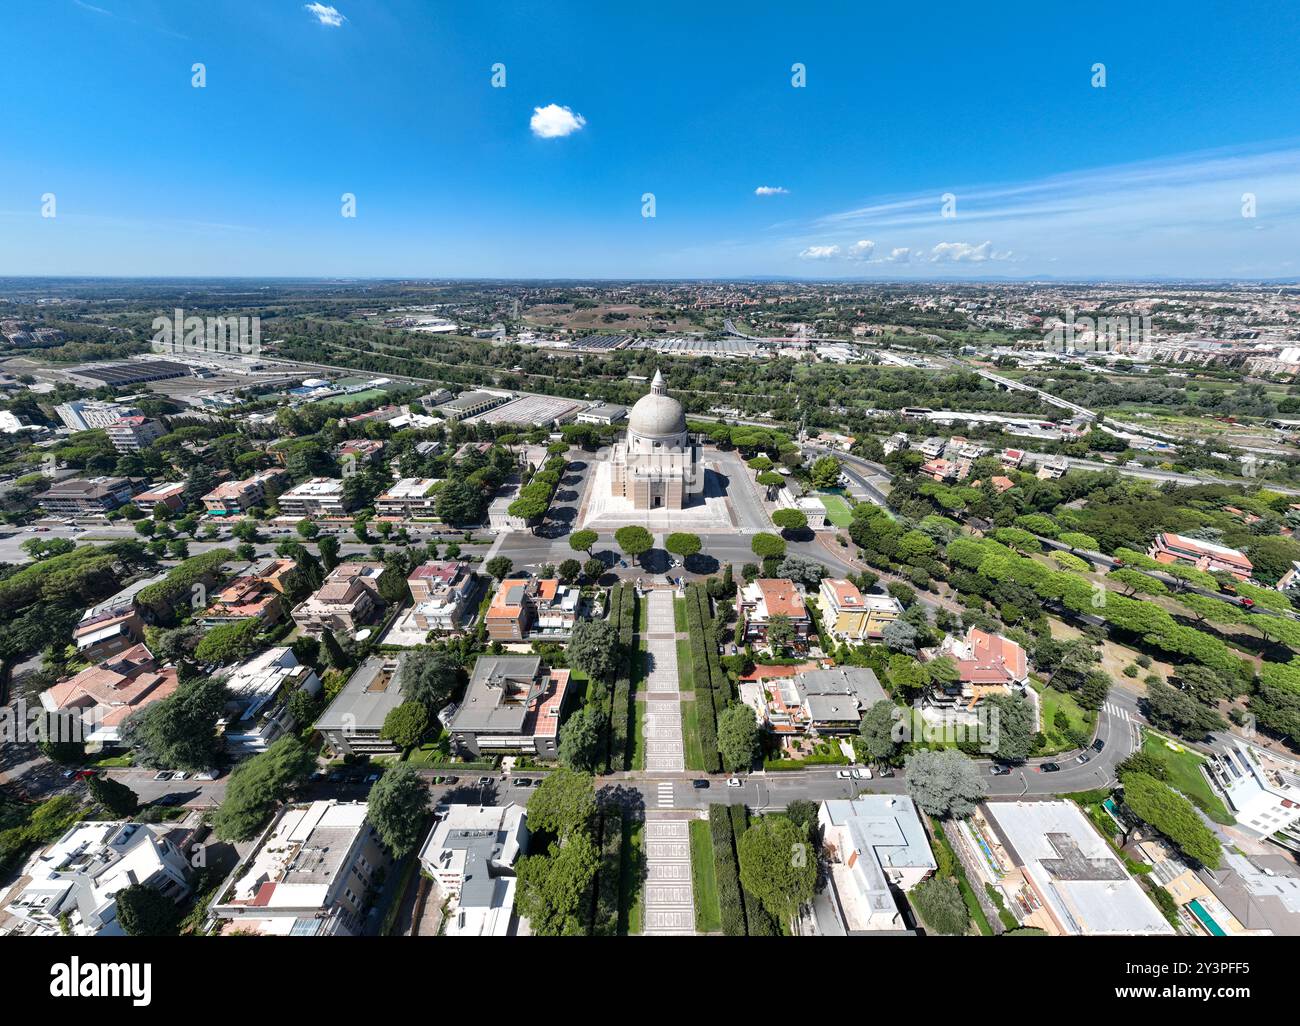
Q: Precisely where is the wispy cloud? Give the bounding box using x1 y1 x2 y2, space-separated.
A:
530 103 587 139
304 3 346 27
766 141 1300 276
70 0 190 39
754 185 789 196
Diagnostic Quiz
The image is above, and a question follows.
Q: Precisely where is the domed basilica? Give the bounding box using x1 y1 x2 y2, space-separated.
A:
609 369 700 509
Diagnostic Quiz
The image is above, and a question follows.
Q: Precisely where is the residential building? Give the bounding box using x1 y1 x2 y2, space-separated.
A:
814 797 936 934
336 437 385 466
277 477 352 518
198 558 297 628
919 457 958 482
71 577 161 662
291 562 386 638
54 399 143 432
418 803 528 936
882 432 910 456
314 654 411 757
1146 531 1253 581
1278 560 1300 592
407 561 477 632
818 579 902 641
446 655 571 760
104 415 166 453
1204 734 1300 842
740 578 811 648
1035 454 1069 480
742 666 886 736
131 480 187 514
999 448 1026 469
39 644 178 748
210 801 388 936
202 468 287 516
37 475 137 515
915 436 946 459
218 647 322 755
924 627 1029 709
374 477 442 518
485 577 581 641
5 821 190 937
965 800 1174 935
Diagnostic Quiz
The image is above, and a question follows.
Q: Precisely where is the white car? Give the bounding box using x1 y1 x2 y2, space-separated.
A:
836 770 852 779
726 777 742 788
196 769 221 781
852 767 873 780
171 771 189 781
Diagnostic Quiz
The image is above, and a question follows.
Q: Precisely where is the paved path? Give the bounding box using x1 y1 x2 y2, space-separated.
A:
642 591 685 773
641 814 696 935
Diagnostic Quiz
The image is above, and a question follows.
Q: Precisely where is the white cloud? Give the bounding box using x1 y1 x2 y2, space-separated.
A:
928 241 993 262
530 104 587 139
798 244 840 260
846 239 875 260
754 186 789 196
304 3 346 27
886 247 911 263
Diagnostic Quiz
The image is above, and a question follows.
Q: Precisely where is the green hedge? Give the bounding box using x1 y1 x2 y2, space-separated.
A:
685 584 723 772
591 806 624 936
709 805 746 936
729 804 779 936
136 548 233 622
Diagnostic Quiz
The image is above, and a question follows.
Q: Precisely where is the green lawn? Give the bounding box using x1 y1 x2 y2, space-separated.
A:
818 491 854 528
1033 681 1097 753
689 819 722 933
313 386 391 406
1141 732 1235 825
673 596 687 632
682 698 705 771
676 638 694 691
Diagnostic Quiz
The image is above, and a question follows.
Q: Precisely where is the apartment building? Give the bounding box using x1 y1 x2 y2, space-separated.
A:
818 579 903 641
54 399 142 432
741 666 886 737
217 646 322 755
485 577 581 641
202 468 287 516
814 797 936 934
314 655 411 758
924 627 1029 710
446 656 571 760
39 643 178 748
198 557 298 628
407 561 477 632
277 477 352 518
1147 532 1254 581
739 578 811 648
374 477 442 518
71 574 164 661
291 562 386 638
1204 734 1300 842
104 415 166 453
131 480 187 514
210 801 388 937
5 821 191 937
37 475 137 515
418 803 528 937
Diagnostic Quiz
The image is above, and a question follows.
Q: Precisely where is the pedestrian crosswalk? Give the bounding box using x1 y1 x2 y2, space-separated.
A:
1104 701 1133 722
656 781 675 808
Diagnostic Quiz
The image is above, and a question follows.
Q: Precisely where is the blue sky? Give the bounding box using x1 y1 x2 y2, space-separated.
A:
2 0 1299 279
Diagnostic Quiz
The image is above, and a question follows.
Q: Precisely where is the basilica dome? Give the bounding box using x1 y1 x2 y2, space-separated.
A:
627 369 687 439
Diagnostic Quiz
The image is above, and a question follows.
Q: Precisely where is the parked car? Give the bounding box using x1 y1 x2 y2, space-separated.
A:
877 767 895 778
836 770 852 779
1040 762 1062 773
442 776 459 785
726 777 742 788
152 771 173 781
1091 738 1105 752
196 768 221 781
1075 752 1091 765
514 777 532 788
852 767 872 780
477 776 492 786
990 764 1013 776
171 771 189 782
365 772 380 783
692 779 710 789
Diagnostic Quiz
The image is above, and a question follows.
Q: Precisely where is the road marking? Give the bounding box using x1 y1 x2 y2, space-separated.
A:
657 781 675 808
